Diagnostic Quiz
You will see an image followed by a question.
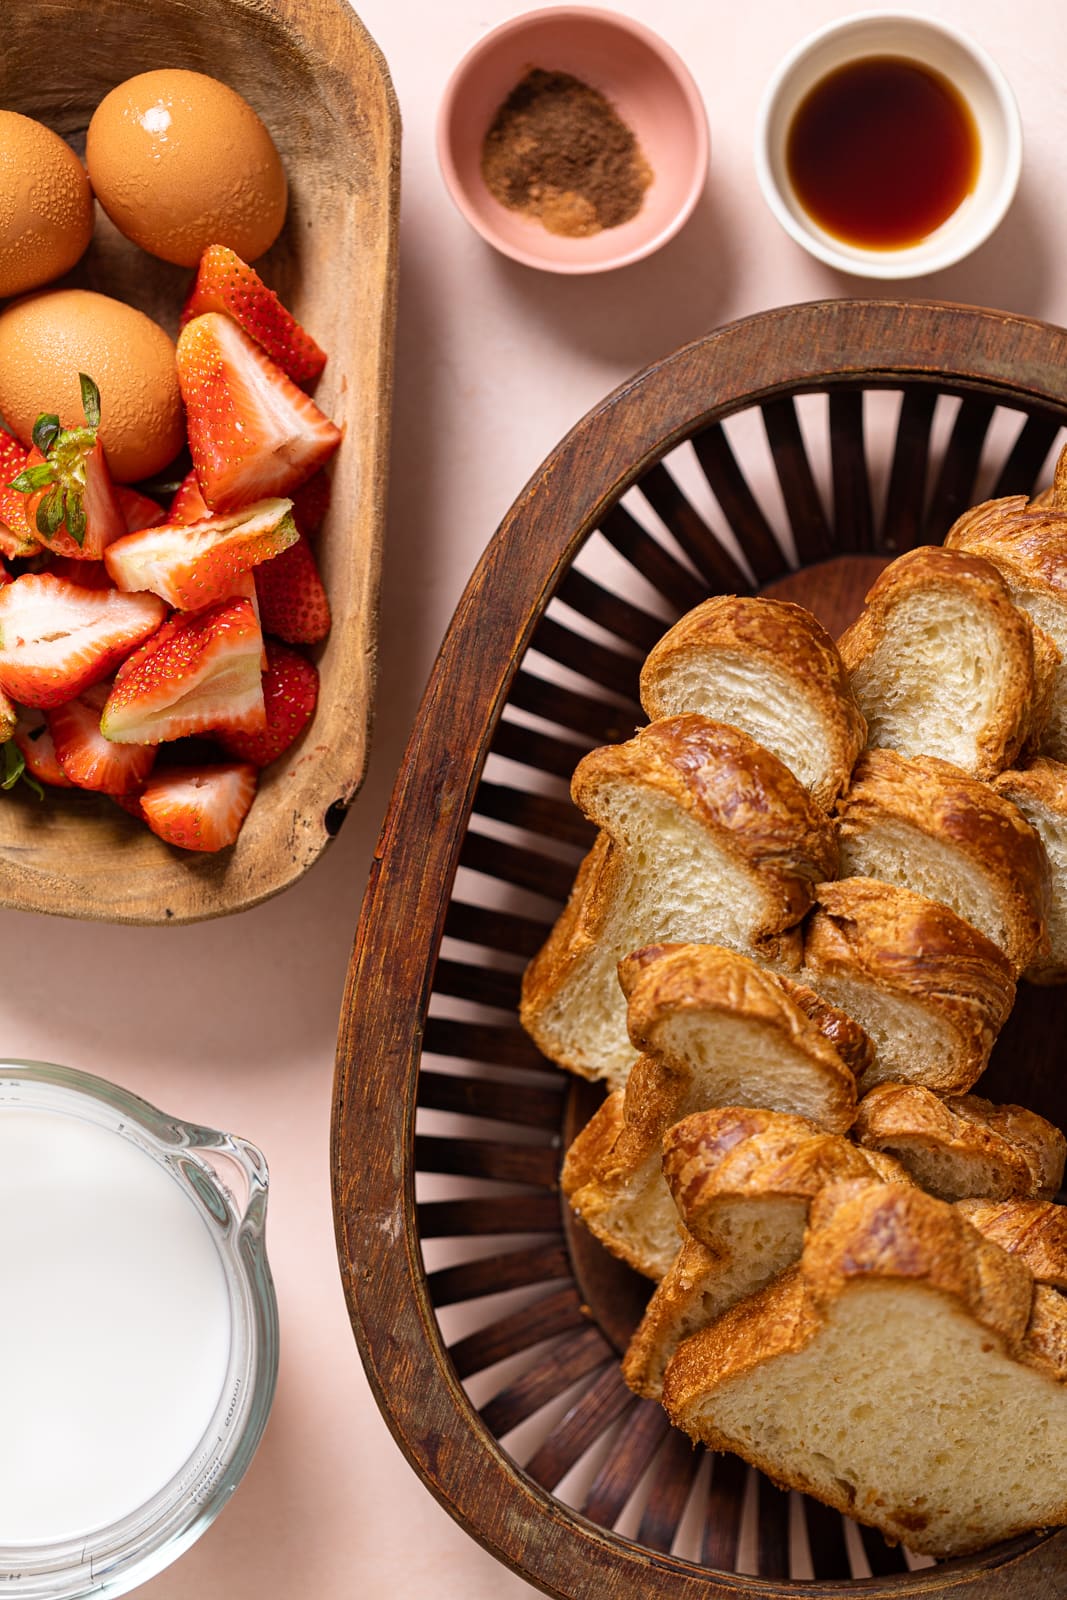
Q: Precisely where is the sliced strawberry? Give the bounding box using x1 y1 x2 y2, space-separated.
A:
111 790 145 819
0 574 166 709
13 707 74 787
105 498 297 609
140 762 257 852
0 431 37 560
168 470 211 526
44 557 114 590
10 379 126 560
117 486 167 534
101 596 266 744
180 246 327 386
215 641 318 767
0 557 10 587
290 470 331 538
254 533 330 643
176 314 342 512
48 681 157 794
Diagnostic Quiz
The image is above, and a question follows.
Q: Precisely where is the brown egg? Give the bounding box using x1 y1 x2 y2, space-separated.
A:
0 289 184 483
0 112 93 297
86 69 288 268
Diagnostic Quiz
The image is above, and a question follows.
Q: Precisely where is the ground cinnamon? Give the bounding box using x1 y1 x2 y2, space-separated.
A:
480 67 652 238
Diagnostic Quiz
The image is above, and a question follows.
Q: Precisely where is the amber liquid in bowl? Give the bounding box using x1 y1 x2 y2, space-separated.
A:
786 55 980 249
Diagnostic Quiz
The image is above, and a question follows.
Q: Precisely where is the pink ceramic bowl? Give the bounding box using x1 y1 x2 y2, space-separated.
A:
437 6 709 274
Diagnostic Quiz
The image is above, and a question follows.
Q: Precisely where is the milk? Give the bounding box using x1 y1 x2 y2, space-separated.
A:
0 1104 233 1546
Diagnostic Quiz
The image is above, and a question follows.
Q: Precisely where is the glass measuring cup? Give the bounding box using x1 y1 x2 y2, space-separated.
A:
0 1060 278 1598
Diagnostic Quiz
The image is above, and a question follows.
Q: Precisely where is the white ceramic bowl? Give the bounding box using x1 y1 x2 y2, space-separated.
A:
755 12 1022 278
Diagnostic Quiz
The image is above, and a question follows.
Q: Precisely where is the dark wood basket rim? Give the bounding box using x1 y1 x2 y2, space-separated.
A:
333 299 1067 1599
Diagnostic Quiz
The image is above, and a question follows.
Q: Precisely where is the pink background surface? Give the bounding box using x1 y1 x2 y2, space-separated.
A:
3 1 1066 1596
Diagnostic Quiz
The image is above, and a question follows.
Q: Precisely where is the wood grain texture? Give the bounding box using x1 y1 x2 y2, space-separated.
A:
333 301 1067 1598
0 0 399 924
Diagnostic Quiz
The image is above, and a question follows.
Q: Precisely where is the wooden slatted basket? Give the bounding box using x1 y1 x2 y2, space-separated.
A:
333 300 1067 1598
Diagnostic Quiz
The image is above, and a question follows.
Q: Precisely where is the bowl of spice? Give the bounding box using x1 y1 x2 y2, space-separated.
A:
755 12 1022 278
437 6 708 273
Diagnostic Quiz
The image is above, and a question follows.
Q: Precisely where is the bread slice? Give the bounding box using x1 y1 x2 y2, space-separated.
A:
853 1082 1067 1201
799 877 1016 1093
838 545 1059 779
619 942 862 1132
639 596 866 809
620 1107 910 1396
956 1198 1067 1289
561 948 864 1279
519 716 838 1086
835 748 1051 973
1021 1283 1067 1381
661 1179 1064 1557
945 493 1067 760
992 759 1067 983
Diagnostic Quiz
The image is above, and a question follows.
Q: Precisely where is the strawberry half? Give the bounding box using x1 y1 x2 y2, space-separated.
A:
177 314 342 512
290 470 331 538
168 470 211 526
140 762 257 852
215 641 318 767
106 497 298 610
0 431 36 560
254 534 330 643
0 574 167 709
12 708 73 788
48 681 156 794
9 377 126 561
44 557 114 590
117 486 167 534
100 596 266 744
181 245 327 386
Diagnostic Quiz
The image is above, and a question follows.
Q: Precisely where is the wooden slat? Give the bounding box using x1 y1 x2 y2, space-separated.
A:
859 1521 911 1575
756 1477 790 1580
639 462 751 593
491 716 588 781
427 1242 572 1308
830 389 873 552
472 779 594 849
417 1194 562 1238
803 1495 852 1580
581 1398 670 1528
449 1286 585 1380
702 1449 747 1571
924 395 995 540
556 567 667 653
531 614 643 700
414 1134 559 1188
762 396 833 563
423 1016 550 1070
598 501 708 614
417 1068 563 1129
509 668 636 744
524 1362 634 1492
636 1427 704 1554
992 411 1063 498
692 420 789 583
430 956 523 1013
443 900 552 959
881 386 936 553
458 831 578 903
479 1325 612 1437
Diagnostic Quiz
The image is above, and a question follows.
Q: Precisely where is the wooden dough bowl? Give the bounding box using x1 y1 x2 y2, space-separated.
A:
334 301 1067 1597
0 0 398 924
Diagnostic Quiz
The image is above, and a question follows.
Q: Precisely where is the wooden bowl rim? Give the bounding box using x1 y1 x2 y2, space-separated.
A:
333 299 1067 1598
